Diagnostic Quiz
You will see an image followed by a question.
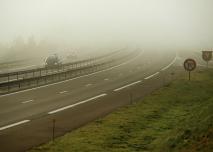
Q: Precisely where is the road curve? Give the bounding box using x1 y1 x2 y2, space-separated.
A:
0 49 177 152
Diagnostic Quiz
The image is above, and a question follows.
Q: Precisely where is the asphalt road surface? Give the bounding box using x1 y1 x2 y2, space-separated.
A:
0 49 180 152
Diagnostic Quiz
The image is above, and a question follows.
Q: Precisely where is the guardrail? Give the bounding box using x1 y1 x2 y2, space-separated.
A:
0 49 139 95
0 48 124 84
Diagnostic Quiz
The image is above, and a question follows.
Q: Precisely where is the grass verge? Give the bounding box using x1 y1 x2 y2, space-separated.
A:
29 69 213 152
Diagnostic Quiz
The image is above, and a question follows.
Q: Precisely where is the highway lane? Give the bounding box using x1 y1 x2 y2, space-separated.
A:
1 50 211 152
0 49 180 152
0 63 181 152
0 49 174 126
0 50 176 128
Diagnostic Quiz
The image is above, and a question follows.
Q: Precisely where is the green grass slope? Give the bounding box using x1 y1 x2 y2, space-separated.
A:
30 69 213 152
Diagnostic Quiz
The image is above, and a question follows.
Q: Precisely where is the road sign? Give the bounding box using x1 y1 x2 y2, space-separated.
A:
202 51 212 68
184 59 196 80
184 59 196 71
202 51 212 62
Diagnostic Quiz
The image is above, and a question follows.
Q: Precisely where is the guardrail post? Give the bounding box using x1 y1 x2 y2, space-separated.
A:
7 84 10 92
28 79 31 87
45 68 47 76
65 72 67 79
7 74 9 82
24 73 27 79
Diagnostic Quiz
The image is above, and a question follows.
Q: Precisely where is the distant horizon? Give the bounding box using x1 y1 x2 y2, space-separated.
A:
0 0 213 63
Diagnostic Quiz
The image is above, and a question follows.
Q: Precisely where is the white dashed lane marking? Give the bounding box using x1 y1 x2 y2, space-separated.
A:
59 91 68 94
85 84 92 87
113 80 142 92
144 72 160 80
21 100 34 104
48 93 107 114
0 120 31 131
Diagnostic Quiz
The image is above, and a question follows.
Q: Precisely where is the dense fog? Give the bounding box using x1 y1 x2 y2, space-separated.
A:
0 0 213 63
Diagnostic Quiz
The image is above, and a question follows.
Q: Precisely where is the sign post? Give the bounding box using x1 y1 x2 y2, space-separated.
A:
202 51 212 68
52 119 56 142
184 59 196 81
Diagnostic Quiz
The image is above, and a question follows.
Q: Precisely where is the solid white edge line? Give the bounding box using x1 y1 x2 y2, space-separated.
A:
48 93 107 114
161 55 177 71
113 80 142 92
144 72 160 80
0 120 30 131
0 51 144 98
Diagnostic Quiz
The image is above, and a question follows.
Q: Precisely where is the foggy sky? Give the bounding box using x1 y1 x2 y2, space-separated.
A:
0 0 213 50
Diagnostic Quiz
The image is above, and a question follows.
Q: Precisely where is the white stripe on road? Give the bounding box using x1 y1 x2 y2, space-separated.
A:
144 72 160 80
59 91 68 94
21 100 34 104
113 81 142 92
48 93 107 114
161 54 177 71
0 120 30 131
85 84 92 87
0 51 144 98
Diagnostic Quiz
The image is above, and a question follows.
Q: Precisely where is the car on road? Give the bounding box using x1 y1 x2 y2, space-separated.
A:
45 54 62 68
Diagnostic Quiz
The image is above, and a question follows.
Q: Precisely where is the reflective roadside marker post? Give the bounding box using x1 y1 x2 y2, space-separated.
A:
202 51 213 68
130 93 133 104
184 59 197 81
52 119 56 142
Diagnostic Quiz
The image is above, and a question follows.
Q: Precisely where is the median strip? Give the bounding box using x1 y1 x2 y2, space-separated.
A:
113 80 142 92
0 120 30 131
144 72 160 80
48 93 107 114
